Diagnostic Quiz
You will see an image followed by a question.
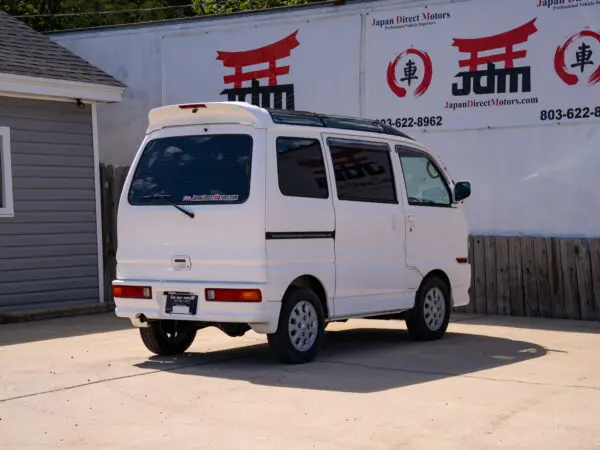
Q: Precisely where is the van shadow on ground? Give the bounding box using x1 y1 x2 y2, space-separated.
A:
135 325 546 394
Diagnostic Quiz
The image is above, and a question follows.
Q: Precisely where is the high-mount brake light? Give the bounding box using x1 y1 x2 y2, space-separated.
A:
113 285 152 299
179 104 207 110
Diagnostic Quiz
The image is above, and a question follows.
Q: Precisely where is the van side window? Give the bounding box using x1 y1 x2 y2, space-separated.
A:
397 147 451 207
327 138 397 204
276 137 329 199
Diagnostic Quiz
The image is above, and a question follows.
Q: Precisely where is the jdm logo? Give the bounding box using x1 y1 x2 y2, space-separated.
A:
451 19 538 96
217 30 300 110
386 48 433 98
554 30 600 86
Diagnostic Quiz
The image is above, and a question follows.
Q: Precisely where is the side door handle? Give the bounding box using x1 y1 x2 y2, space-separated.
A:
407 214 417 232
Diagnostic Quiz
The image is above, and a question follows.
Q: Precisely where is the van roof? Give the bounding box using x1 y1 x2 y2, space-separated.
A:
147 101 415 141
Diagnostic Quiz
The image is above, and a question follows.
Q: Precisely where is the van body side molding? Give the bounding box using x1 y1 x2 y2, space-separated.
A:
266 231 335 240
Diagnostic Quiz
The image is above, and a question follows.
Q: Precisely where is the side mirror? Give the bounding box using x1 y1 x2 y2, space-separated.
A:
454 181 471 202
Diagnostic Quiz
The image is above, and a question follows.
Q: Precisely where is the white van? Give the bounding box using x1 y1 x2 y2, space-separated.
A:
113 102 472 364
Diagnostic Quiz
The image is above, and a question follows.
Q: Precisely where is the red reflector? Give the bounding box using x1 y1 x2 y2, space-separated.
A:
113 285 152 299
456 257 468 264
179 104 207 110
205 289 262 302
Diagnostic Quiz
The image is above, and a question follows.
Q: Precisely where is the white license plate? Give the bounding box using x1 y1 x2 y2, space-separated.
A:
165 292 198 315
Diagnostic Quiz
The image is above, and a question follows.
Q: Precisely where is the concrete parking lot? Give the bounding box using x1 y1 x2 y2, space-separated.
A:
1 313 599 450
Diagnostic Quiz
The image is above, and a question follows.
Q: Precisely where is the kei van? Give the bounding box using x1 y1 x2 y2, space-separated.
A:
112 102 472 364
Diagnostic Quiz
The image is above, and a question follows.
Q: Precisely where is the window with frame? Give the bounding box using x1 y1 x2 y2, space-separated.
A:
397 147 452 207
328 138 397 204
276 137 329 199
128 134 253 206
0 127 14 217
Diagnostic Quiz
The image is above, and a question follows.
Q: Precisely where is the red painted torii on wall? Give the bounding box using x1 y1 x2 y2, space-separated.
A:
452 19 538 72
217 30 300 89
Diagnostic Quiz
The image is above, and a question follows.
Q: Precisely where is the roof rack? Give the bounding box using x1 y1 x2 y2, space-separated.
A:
266 109 415 141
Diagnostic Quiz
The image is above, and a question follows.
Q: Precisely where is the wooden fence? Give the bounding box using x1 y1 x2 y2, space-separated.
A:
100 164 129 303
99 164 600 321
457 236 600 321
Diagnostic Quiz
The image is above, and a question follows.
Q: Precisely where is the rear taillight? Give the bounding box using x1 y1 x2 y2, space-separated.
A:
205 289 262 302
113 285 152 299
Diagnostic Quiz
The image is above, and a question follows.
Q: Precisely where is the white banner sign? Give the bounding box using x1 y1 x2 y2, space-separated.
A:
365 0 600 131
161 15 361 117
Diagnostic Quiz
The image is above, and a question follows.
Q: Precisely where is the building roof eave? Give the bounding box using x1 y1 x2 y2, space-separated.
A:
0 72 124 103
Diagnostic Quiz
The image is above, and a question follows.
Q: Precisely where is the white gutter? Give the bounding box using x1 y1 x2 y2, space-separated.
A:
0 72 124 103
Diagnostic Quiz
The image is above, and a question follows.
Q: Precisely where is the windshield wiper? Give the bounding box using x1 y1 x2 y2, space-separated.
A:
141 194 195 219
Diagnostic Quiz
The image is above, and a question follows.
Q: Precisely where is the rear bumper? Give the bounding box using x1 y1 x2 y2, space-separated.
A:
112 280 281 334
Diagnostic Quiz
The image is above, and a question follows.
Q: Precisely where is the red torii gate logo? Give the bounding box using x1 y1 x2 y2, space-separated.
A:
217 30 300 110
554 29 600 86
451 19 538 96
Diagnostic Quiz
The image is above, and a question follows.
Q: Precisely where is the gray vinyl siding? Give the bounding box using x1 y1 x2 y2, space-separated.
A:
0 96 99 311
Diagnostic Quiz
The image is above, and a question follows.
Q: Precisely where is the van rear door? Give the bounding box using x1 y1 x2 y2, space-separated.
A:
265 130 336 314
116 125 267 284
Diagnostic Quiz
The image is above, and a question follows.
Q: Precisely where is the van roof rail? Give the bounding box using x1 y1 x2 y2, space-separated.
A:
266 109 415 141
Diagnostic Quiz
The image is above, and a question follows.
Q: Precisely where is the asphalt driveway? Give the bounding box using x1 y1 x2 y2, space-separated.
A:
1 312 599 449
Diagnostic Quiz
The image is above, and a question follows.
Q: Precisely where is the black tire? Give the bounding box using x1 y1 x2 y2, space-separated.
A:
405 276 451 341
267 288 325 364
139 320 197 356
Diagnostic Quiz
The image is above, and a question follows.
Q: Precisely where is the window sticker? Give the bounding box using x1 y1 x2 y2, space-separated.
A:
182 194 240 202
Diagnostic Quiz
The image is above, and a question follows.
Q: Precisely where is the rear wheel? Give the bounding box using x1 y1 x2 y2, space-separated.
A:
405 276 451 341
267 288 325 364
139 320 197 356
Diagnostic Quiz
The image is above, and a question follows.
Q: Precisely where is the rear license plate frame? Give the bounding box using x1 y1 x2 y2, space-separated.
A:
165 291 198 315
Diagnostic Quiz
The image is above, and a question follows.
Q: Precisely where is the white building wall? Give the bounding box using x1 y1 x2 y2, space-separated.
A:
51 0 600 237
56 30 164 167
50 0 443 166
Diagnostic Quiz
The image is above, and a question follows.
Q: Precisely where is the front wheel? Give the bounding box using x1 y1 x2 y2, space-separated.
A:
267 288 325 364
405 276 451 341
139 320 197 356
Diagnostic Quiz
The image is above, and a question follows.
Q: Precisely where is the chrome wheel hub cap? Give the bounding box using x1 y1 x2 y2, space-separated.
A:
288 301 318 352
423 287 446 331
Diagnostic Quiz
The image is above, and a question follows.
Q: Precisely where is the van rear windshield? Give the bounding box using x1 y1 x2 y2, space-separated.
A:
128 134 253 205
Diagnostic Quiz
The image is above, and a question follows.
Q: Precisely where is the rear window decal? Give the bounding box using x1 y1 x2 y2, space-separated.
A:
182 194 240 202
